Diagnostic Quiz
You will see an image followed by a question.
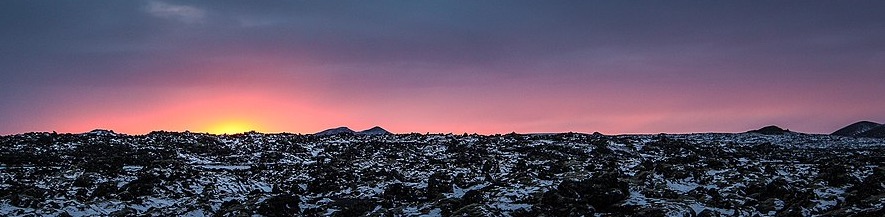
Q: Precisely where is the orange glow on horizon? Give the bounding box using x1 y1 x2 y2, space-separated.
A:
19 71 879 136
42 86 336 135
202 119 262 134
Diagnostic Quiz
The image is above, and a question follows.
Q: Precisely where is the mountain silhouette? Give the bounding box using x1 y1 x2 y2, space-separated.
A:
357 126 391 135
314 127 355 136
315 126 392 136
746 125 790 135
832 121 882 137
857 125 885 138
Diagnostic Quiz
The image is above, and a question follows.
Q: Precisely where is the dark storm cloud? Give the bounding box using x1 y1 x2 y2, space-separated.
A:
2 1 170 85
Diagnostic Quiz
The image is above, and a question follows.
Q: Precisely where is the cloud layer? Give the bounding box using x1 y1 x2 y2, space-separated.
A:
1 1 884 134
145 1 206 24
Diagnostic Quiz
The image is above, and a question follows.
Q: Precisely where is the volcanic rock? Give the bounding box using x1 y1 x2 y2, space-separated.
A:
2 130 885 216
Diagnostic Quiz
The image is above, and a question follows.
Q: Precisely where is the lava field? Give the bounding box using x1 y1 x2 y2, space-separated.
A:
1 130 885 216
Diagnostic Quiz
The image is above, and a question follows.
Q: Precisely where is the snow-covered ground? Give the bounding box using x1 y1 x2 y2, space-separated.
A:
0 131 884 216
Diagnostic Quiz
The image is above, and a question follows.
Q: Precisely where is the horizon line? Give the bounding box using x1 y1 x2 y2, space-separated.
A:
0 127 834 137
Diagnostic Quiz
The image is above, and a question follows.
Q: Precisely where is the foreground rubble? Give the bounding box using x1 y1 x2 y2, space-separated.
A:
1 131 884 216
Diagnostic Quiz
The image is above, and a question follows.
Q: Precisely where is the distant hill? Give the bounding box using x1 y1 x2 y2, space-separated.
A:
857 125 885 138
86 129 120 136
357 126 391 135
746 125 790 135
832 121 882 137
314 127 355 136
315 126 391 136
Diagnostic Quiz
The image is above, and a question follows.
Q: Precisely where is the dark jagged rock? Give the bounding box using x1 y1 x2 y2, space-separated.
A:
109 207 137 217
0 130 884 216
426 172 453 199
534 171 629 215
698 209 723 217
381 183 421 204
215 199 250 217
816 163 858 187
746 125 791 135
330 198 375 216
832 121 882 137
257 194 301 216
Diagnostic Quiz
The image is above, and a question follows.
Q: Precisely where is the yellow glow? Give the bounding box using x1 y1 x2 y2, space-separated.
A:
204 120 259 134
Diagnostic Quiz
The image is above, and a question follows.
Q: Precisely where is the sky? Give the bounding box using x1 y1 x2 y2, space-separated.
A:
1 1 884 135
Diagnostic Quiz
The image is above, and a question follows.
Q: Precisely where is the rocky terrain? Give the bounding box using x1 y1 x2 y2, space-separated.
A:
1 128 885 216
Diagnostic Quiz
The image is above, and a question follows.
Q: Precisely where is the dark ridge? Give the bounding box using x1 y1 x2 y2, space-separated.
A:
85 129 120 136
357 126 391 135
314 127 355 136
746 125 790 135
832 121 883 137
857 125 885 138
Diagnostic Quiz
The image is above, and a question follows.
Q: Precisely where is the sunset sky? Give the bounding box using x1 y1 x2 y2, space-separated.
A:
2 1 884 135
